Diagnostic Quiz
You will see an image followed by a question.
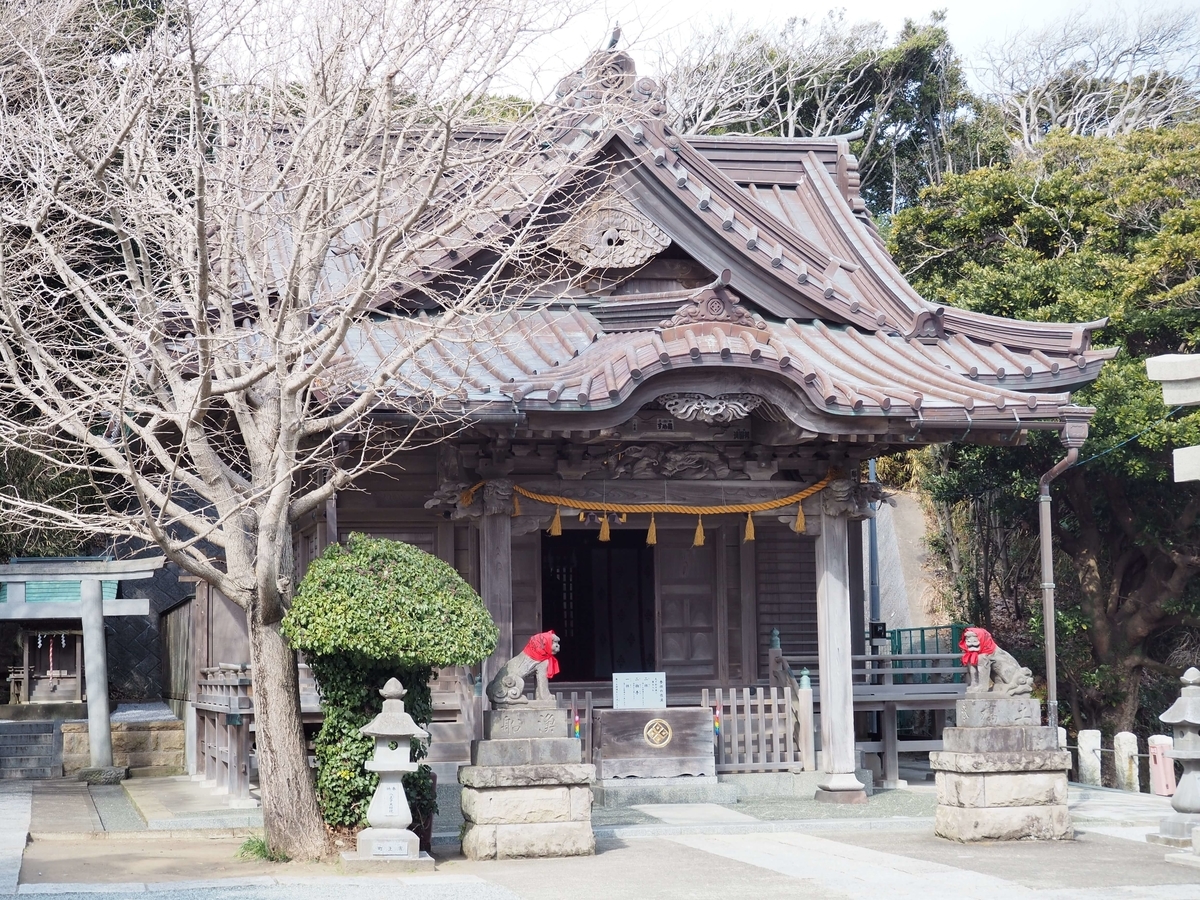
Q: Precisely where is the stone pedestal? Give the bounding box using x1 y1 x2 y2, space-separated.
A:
460 707 595 859
931 697 1072 842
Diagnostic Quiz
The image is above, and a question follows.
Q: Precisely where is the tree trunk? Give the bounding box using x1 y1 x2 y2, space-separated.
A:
248 610 327 859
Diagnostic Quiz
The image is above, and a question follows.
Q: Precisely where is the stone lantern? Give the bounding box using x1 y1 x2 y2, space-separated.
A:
341 678 433 869
1152 667 1200 849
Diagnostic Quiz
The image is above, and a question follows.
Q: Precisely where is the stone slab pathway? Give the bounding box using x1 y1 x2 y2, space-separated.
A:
0 785 31 896
630 803 758 825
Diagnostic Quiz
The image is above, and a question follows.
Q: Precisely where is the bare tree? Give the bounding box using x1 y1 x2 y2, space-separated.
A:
981 7 1200 152
658 15 886 139
657 14 992 214
0 0 595 856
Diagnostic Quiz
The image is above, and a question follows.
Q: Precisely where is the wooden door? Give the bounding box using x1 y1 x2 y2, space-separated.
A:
655 530 718 679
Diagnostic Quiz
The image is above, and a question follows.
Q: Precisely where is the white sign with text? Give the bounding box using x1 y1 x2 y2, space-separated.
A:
612 672 667 710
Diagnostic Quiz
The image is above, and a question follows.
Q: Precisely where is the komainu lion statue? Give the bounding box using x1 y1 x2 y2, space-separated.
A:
486 631 561 708
960 627 1034 697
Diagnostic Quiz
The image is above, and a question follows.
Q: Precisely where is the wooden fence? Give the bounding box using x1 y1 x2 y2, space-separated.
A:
702 686 814 773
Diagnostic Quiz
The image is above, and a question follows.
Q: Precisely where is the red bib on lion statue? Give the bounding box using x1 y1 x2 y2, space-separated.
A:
959 627 997 666
523 631 560 679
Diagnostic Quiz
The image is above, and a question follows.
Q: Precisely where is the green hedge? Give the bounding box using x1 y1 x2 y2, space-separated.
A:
284 534 497 828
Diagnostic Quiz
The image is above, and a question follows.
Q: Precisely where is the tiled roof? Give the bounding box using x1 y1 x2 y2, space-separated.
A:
331 298 1112 437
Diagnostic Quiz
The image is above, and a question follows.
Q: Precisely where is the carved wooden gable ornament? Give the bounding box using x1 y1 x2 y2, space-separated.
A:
551 190 670 269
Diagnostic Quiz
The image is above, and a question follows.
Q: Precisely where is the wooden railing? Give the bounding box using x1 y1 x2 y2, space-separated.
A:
767 645 817 772
556 691 596 765
774 650 965 787
195 666 253 799
702 686 814 773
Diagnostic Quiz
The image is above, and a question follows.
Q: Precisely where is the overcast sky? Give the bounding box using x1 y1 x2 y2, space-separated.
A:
513 0 1188 96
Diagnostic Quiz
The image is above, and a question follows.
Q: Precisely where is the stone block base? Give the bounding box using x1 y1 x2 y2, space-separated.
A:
355 826 420 860
461 821 595 860
930 749 1071 774
814 787 868 805
936 771 1067 808
341 850 435 873
942 726 1058 754
484 709 569 740
77 766 128 785
935 804 1072 842
461 785 592 825
957 698 1041 728
62 721 184 775
472 738 581 767
1147 813 1200 848
459 763 594 789
459 760 595 860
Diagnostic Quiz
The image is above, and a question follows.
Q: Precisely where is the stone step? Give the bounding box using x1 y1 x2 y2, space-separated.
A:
0 766 57 779
428 722 473 741
0 732 52 746
425 741 471 763
0 721 55 734
0 747 55 760
0 754 57 768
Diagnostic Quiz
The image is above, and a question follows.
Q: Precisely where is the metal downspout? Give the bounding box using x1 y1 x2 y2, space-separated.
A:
868 459 881 624
1038 447 1079 733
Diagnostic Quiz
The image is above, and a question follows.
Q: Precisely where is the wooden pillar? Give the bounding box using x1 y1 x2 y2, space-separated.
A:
882 700 900 788
814 506 866 801
848 522 866 661
480 481 514 700
74 636 83 702
19 634 29 704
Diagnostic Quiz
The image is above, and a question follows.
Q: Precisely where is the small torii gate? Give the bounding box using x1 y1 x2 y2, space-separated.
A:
0 557 164 775
1147 354 1200 482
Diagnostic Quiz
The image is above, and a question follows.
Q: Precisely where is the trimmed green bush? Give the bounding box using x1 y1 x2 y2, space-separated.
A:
285 533 498 666
284 533 497 829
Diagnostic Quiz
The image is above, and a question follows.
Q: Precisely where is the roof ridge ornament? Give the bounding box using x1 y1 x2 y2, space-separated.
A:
555 51 666 117
660 288 767 332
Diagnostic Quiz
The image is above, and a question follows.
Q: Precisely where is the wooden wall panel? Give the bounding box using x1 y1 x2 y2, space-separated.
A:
655 530 718 679
723 528 744 683
510 532 541 652
755 525 818 678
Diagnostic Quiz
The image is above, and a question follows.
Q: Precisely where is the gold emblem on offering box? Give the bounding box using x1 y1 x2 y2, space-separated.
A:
643 718 673 747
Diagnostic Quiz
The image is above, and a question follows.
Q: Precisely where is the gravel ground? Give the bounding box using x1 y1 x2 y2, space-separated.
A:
730 790 937 821
89 786 146 832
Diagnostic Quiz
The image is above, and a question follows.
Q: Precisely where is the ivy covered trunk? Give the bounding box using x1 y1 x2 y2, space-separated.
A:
308 655 435 828
248 610 328 859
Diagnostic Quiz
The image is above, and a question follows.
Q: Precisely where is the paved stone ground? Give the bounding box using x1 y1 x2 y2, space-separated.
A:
9 778 1200 899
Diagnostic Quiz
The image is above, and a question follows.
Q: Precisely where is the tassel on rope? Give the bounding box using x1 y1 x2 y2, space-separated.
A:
646 513 657 545
693 514 705 547
549 507 562 536
793 502 806 534
598 514 611 542
511 493 522 517
744 512 756 543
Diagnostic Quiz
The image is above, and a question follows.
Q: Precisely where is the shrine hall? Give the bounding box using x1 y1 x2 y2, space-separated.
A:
191 50 1110 800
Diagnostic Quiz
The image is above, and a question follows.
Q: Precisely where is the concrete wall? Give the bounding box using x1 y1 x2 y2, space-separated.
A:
861 491 934 630
61 720 185 775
